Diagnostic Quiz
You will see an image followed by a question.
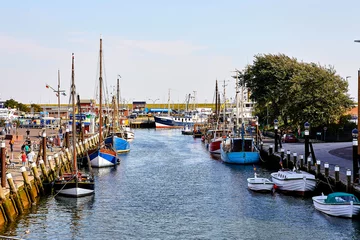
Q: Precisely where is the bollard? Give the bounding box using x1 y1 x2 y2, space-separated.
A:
42 131 47 166
48 156 55 181
31 162 44 195
324 162 329 177
286 150 291 169
280 149 285 167
269 145 273 155
39 160 49 183
304 122 310 160
316 160 321 177
307 156 312 172
0 141 6 187
0 185 13 222
335 165 340 183
293 153 297 169
300 155 304 169
6 173 24 214
20 166 36 205
346 169 352 193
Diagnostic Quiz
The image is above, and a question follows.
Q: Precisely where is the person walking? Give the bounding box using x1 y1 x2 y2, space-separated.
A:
26 128 30 137
27 150 35 168
9 137 14 152
21 151 27 167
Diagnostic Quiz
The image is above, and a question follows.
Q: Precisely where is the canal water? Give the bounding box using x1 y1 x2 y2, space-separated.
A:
1 129 360 239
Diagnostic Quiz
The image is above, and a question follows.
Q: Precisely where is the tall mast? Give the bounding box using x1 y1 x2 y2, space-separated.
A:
99 37 103 146
167 89 170 117
215 80 218 117
57 69 61 121
222 80 227 130
117 75 120 116
235 71 240 134
71 53 77 171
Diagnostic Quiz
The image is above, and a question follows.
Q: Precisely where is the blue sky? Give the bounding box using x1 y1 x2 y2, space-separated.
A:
1 0 360 105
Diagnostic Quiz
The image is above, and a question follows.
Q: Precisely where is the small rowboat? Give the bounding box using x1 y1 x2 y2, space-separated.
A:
247 173 274 192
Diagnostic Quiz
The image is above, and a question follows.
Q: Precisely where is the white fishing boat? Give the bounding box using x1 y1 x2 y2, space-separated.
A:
271 169 316 195
247 173 274 192
312 192 360 218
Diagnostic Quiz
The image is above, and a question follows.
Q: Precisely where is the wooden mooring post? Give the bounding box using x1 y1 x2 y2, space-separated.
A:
347 169 352 193
324 162 329 178
316 160 321 177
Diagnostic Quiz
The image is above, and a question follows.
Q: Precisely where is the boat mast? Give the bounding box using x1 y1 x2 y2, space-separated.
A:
167 88 170 117
99 37 103 146
71 53 77 172
117 75 121 117
235 71 240 136
222 79 227 132
57 70 61 122
215 80 218 118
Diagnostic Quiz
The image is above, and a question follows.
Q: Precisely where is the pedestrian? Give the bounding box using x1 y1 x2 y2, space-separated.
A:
26 128 30 137
9 137 14 152
24 144 30 155
27 150 35 168
21 151 27 167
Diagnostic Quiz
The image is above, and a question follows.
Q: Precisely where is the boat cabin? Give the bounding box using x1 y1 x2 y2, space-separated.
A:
325 192 360 204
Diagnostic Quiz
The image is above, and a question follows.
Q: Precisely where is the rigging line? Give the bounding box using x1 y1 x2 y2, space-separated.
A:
52 174 76 198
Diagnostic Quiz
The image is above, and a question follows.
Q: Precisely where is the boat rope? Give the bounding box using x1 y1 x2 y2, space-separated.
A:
316 177 335 193
52 174 76 198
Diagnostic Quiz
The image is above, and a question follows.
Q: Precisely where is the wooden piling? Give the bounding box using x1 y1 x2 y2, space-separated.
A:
6 173 24 214
300 155 304 169
39 160 49 183
42 132 47 166
293 153 297 168
286 150 290 169
307 157 312 172
346 169 352 193
20 167 36 205
48 156 55 182
335 165 340 183
316 160 321 177
31 162 44 195
269 145 273 155
324 162 329 177
0 141 6 188
0 186 13 222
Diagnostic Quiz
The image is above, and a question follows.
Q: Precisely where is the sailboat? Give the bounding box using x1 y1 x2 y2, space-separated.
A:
53 53 95 197
105 92 130 153
220 71 260 164
88 37 119 167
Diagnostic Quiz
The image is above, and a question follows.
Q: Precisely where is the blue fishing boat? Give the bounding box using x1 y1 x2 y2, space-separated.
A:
220 136 260 164
105 133 130 153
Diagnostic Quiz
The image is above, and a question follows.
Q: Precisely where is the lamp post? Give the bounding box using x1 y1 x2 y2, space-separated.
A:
304 122 310 161
46 70 66 121
354 40 360 157
274 119 279 152
352 128 359 183
148 98 160 105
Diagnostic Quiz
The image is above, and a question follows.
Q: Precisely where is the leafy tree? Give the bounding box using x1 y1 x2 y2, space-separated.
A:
4 99 19 109
30 103 42 113
244 53 352 129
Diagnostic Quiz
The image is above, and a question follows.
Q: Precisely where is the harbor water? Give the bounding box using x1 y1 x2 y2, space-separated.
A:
1 129 360 239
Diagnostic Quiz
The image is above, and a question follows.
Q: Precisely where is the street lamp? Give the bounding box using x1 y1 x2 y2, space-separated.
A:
352 128 359 183
46 70 66 120
304 122 310 136
148 98 160 104
274 119 279 152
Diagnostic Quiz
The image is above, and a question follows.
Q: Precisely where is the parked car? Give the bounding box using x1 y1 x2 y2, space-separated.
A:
282 133 298 143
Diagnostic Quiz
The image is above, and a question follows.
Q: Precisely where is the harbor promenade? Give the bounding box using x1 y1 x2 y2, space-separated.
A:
262 136 356 182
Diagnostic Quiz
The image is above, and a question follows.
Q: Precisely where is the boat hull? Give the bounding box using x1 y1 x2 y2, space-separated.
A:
154 116 207 128
54 181 94 198
271 171 316 195
247 178 274 192
89 148 119 168
313 196 360 218
221 150 260 164
209 140 221 154
105 135 130 153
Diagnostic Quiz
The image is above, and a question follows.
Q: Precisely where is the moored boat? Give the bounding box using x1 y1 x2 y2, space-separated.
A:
247 173 274 192
271 169 316 195
312 192 360 218
53 53 95 198
220 136 260 164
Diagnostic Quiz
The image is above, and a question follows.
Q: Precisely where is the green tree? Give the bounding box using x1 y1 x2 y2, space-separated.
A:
244 53 352 129
4 99 19 109
30 103 42 113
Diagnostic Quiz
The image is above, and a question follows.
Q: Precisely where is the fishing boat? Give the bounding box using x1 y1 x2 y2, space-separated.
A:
312 192 360 218
271 169 316 195
181 125 193 135
247 173 274 192
105 92 130 153
53 53 95 197
88 37 119 168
